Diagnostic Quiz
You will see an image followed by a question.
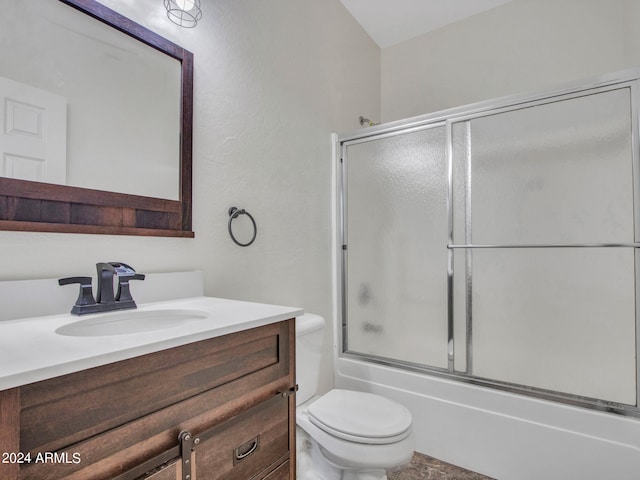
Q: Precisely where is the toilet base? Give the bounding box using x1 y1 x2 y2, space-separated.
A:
297 426 341 480
297 426 394 480
342 470 387 480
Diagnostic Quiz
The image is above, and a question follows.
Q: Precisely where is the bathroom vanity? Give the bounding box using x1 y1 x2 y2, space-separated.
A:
0 296 301 480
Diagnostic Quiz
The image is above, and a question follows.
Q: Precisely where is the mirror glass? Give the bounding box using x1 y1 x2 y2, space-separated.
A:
0 0 182 200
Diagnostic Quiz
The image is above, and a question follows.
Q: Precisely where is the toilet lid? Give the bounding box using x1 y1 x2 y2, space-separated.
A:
307 389 412 445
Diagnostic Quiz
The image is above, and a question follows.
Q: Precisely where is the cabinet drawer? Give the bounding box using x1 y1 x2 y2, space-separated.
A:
137 461 179 480
262 461 290 480
193 393 289 480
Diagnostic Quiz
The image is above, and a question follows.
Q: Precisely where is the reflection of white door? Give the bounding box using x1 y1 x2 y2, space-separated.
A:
0 77 67 184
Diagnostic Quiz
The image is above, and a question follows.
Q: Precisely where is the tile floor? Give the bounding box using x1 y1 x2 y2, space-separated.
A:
388 453 495 480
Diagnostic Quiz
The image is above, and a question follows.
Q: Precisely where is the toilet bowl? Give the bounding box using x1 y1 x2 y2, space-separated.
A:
296 314 415 480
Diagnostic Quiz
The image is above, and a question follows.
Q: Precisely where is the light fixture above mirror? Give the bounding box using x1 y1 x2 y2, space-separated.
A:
164 0 203 28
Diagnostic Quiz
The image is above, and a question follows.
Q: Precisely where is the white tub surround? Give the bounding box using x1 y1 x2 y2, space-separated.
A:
336 358 640 480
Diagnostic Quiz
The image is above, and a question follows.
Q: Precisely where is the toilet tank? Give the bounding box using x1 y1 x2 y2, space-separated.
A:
295 313 325 406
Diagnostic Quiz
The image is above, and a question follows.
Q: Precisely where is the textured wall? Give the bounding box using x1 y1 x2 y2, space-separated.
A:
381 0 639 121
0 0 380 391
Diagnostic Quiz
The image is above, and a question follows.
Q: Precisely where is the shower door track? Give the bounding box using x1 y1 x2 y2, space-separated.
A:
448 243 640 249
340 350 640 418
338 69 640 420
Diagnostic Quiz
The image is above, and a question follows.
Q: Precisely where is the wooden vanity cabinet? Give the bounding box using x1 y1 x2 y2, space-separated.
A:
135 461 180 480
0 319 296 480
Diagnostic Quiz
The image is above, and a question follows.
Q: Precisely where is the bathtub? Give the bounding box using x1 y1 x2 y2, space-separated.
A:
335 355 640 480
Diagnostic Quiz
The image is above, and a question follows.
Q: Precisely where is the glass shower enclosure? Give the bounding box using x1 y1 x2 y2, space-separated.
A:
338 72 640 416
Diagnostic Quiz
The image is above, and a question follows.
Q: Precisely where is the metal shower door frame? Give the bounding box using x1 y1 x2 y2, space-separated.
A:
338 122 447 362
337 70 640 419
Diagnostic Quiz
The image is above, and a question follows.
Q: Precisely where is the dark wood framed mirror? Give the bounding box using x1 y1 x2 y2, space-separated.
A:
0 0 193 237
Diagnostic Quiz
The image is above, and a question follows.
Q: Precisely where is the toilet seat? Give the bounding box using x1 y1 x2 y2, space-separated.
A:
297 400 415 471
307 389 412 445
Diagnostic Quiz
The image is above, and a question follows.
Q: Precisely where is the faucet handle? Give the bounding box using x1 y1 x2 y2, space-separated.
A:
58 276 97 314
116 273 145 303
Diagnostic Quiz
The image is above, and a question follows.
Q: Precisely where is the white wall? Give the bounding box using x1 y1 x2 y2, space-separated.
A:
381 0 640 121
0 0 380 393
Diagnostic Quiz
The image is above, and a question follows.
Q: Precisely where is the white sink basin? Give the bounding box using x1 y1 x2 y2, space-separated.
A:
55 309 210 337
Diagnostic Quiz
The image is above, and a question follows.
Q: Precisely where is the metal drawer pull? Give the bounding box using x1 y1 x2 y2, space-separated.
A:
234 436 259 462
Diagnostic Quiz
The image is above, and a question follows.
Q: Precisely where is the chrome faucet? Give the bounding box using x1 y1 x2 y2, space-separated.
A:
59 262 145 315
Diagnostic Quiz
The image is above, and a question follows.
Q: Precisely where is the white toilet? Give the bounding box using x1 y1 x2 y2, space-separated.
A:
295 313 415 480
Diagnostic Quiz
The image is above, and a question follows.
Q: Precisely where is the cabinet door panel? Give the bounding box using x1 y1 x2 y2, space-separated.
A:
194 394 289 480
20 372 291 480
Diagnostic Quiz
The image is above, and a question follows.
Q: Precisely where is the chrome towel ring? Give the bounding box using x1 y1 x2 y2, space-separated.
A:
228 207 257 247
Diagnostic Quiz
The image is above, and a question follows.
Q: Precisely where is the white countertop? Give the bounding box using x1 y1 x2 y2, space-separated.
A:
0 296 303 391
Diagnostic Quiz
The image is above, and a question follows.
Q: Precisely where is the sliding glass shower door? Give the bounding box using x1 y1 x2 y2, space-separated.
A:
342 125 449 368
340 78 640 413
450 87 637 404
